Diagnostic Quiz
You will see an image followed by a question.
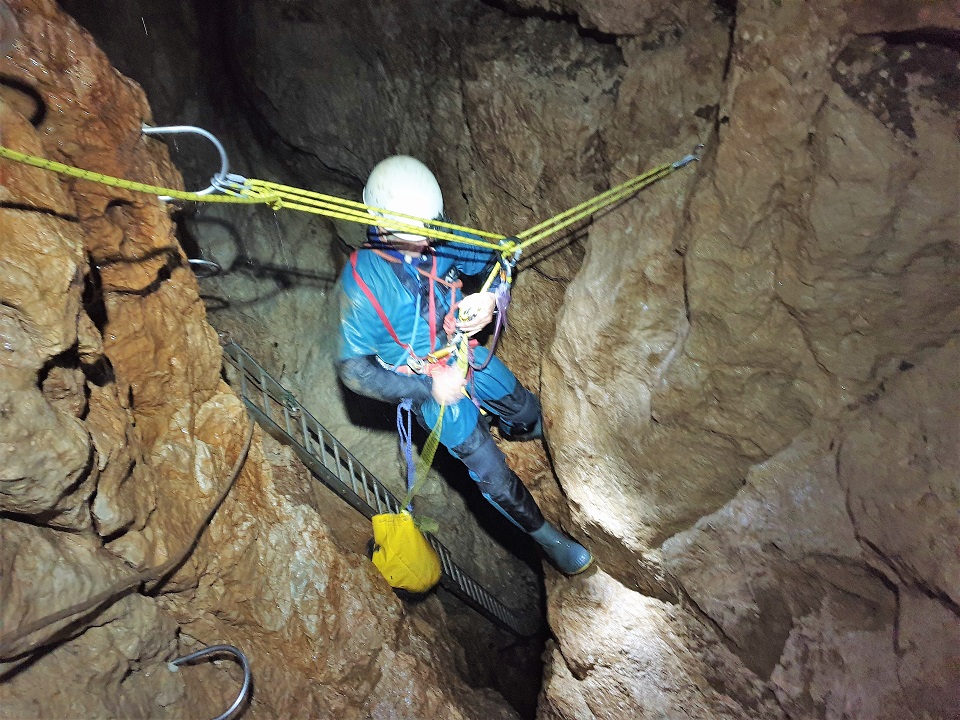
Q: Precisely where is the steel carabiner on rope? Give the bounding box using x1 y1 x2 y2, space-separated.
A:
673 143 705 169
499 236 521 275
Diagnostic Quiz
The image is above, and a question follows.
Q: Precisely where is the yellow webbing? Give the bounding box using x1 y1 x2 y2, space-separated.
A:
400 330 469 508
402 404 444 510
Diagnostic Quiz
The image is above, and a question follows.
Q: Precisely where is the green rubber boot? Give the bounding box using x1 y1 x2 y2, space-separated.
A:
529 522 593 575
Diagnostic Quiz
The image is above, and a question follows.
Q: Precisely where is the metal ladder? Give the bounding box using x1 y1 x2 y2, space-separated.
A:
220 339 540 637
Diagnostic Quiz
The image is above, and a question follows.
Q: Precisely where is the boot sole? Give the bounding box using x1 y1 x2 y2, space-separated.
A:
564 555 594 576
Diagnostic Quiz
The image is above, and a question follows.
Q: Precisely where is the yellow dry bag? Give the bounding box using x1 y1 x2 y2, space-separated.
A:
371 511 442 594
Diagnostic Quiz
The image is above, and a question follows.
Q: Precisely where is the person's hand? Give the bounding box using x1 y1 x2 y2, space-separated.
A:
456 292 496 336
430 364 467 405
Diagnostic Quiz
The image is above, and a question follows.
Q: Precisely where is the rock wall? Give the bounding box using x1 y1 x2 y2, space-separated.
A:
56 0 547 624
538 0 960 717
0 2 526 718
543 338 960 718
3 0 959 718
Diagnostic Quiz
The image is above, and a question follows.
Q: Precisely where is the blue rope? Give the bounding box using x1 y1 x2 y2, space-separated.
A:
396 398 416 512
470 283 511 372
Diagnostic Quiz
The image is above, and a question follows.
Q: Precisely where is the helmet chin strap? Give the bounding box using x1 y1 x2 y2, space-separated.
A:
375 227 430 256
374 211 447 254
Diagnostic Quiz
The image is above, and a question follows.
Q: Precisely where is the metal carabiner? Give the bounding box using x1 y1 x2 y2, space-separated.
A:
168 644 252 720
141 124 231 202
187 258 223 278
493 237 519 280
673 143 705 169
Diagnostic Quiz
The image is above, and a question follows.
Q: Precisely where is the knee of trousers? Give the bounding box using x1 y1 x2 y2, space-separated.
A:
484 382 541 428
452 424 545 532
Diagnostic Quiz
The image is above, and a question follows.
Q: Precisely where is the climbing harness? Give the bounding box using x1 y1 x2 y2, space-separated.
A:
168 644 252 720
348 249 462 371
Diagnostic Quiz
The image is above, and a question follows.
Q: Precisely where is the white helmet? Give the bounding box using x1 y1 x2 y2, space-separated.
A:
363 156 444 243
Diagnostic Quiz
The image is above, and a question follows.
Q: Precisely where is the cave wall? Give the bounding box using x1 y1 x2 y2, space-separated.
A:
539 0 960 716
548 0 960 565
215 0 960 715
2 0 959 718
53 9 551 697
0 2 530 718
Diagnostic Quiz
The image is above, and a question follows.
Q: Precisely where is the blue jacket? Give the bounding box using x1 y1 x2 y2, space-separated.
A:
338 231 498 368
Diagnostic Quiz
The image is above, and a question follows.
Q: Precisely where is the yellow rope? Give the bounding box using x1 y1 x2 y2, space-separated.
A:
250 178 510 251
0 144 508 249
248 178 506 242
0 139 686 379
0 145 277 205
516 161 676 248
475 161 679 289
0 144 686 260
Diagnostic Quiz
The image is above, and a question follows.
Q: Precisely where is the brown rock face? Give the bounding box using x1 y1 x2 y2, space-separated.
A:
659 340 960 718
4 0 958 718
0 2 524 718
537 0 960 716
548 0 960 565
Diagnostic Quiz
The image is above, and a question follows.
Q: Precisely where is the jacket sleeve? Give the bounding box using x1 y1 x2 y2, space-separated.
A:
336 355 433 404
339 270 381 361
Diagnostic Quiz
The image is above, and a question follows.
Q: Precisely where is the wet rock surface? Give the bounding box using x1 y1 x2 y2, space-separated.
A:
2 0 959 718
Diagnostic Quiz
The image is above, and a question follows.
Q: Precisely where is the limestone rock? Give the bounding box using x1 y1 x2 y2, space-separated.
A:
539 569 783 719
547 0 960 570
659 340 960 716
87 381 147 539
4 0 959 718
500 0 692 37
0 103 76 215
0 522 138 661
839 343 960 609
0 383 90 518
0 211 84 372
0 593 228 720
542 0 730 577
